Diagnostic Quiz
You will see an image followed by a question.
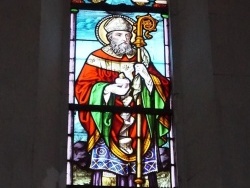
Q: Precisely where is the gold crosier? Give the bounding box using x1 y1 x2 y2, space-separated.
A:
133 14 158 187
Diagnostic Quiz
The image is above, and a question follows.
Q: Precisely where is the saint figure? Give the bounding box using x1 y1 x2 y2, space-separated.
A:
75 15 171 187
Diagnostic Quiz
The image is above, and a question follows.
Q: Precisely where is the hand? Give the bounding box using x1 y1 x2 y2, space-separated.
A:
134 63 150 81
134 63 153 92
104 77 130 96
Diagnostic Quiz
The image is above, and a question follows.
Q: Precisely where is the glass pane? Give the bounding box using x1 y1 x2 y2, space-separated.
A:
67 162 72 185
68 9 173 187
71 0 168 8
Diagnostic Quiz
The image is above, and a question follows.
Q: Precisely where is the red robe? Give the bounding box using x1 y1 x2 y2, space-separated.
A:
75 48 170 162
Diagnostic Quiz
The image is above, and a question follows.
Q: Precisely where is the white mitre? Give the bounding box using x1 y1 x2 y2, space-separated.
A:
104 17 133 32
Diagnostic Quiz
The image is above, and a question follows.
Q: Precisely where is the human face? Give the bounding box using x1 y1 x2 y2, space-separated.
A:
111 31 131 45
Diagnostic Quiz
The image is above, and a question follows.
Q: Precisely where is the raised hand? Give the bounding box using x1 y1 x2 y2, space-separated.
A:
134 63 150 80
134 63 153 92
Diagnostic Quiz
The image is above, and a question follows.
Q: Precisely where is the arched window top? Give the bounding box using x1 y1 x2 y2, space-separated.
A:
71 0 168 8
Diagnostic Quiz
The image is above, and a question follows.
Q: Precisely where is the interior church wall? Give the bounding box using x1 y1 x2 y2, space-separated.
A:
0 0 249 187
208 1 250 187
0 0 69 187
171 0 221 187
172 0 250 187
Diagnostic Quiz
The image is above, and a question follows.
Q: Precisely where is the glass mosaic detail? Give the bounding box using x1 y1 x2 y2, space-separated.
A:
71 0 168 8
67 8 175 187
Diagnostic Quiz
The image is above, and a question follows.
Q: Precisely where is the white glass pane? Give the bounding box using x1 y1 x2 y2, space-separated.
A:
68 111 73 134
165 63 170 77
164 18 169 45
70 41 75 58
165 46 170 77
69 59 75 73
70 14 75 40
170 139 175 164
67 162 72 185
171 165 176 187
67 136 72 160
68 83 74 103
68 73 74 103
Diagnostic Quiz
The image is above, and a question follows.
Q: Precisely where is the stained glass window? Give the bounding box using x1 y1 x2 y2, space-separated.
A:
67 0 176 187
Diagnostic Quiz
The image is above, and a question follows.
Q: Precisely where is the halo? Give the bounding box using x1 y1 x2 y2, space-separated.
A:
95 15 136 45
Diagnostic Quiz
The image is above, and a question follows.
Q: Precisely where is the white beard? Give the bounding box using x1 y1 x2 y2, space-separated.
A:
110 41 134 56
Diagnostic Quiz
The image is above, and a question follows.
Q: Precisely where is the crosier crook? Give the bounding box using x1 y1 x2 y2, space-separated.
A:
132 14 158 187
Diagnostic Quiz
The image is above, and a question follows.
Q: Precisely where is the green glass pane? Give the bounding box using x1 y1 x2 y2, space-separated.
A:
70 8 79 13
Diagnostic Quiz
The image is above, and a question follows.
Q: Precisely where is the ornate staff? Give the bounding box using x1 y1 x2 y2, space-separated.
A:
133 14 158 187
